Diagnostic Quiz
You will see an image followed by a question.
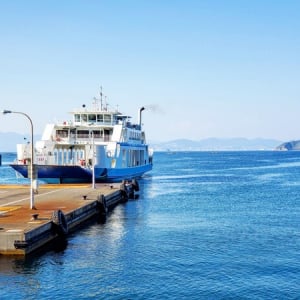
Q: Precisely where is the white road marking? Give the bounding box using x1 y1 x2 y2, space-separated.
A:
0 189 66 207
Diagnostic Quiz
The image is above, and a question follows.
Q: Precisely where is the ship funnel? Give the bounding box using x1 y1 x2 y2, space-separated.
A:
139 107 145 128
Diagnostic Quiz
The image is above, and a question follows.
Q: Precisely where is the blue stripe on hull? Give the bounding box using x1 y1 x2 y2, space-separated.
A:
10 164 93 183
100 164 153 182
10 163 152 183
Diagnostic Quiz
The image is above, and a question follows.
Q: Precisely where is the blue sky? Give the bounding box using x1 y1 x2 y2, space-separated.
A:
0 0 300 142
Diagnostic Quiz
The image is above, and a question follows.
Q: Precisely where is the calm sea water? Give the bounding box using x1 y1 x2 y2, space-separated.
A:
0 151 299 299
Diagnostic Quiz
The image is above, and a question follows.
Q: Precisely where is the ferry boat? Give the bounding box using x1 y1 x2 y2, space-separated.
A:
10 93 153 183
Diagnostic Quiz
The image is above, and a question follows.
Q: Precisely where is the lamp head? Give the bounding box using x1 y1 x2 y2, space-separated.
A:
2 110 12 114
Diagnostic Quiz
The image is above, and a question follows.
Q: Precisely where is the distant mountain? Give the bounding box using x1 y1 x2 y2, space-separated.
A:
276 140 300 151
0 132 283 152
150 138 283 151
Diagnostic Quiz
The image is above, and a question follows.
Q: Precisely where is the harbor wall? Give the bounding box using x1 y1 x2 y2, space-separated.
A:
0 184 133 256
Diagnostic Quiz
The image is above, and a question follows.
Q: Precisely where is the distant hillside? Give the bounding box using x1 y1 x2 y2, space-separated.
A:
276 140 300 151
0 132 283 152
151 138 283 151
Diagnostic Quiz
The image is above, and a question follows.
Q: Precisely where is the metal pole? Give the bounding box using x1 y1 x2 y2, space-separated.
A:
28 113 35 209
2 110 35 209
92 131 95 189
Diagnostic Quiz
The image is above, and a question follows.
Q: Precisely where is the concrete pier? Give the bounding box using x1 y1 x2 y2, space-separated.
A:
0 183 131 256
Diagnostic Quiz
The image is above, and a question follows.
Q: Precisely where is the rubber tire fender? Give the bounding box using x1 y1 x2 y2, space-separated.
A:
132 179 139 192
99 194 108 213
52 209 68 236
120 181 129 201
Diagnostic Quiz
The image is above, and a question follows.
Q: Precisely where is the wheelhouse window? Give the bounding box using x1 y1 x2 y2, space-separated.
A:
88 114 96 122
104 114 111 123
74 114 80 122
97 114 103 123
81 114 88 122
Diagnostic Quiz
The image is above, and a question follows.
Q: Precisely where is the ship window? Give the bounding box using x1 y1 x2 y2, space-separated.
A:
56 130 68 138
75 114 80 122
88 114 96 122
92 130 102 138
82 114 88 122
77 130 89 138
97 114 103 122
104 114 111 123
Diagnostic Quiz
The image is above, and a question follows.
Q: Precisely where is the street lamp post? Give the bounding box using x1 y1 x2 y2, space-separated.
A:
2 110 36 209
92 131 96 189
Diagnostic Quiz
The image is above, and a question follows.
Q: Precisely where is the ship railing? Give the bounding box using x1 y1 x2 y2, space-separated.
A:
54 135 112 144
74 120 115 126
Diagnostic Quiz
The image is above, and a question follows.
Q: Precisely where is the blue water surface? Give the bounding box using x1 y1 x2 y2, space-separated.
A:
0 151 299 299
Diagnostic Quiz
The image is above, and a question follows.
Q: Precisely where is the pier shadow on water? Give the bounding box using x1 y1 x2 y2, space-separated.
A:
0 236 68 275
0 201 129 277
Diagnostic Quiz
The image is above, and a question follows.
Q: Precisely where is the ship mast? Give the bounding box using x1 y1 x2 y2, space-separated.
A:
100 86 103 111
92 86 104 111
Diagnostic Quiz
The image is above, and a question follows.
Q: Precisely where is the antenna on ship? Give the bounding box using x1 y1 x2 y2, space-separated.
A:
92 97 98 111
104 95 109 111
100 86 103 111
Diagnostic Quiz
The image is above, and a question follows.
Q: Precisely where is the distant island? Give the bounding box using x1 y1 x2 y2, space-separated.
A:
276 140 300 151
150 138 282 151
